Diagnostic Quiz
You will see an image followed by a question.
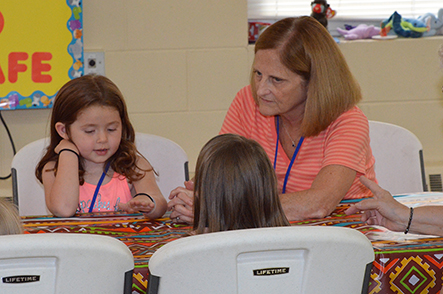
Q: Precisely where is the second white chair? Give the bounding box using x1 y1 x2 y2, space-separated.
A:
368 121 427 194
134 132 189 201
148 226 374 294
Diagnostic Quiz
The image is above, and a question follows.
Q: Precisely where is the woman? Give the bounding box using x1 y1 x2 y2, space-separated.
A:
169 16 376 222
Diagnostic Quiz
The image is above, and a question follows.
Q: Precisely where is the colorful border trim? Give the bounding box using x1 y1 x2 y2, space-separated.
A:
0 0 83 110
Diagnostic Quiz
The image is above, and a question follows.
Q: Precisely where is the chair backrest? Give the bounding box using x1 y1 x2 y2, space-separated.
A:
147 226 374 294
0 233 134 294
368 121 427 194
11 133 189 216
11 138 49 216
135 132 189 201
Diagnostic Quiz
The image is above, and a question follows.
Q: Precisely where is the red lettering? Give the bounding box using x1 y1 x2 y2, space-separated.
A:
8 52 28 83
0 52 53 84
0 11 4 34
32 52 52 83
0 64 4 84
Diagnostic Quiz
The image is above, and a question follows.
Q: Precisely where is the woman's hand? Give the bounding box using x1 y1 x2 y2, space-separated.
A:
345 176 410 232
168 181 194 224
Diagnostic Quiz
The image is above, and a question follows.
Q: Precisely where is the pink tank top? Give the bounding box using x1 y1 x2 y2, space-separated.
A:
78 172 132 213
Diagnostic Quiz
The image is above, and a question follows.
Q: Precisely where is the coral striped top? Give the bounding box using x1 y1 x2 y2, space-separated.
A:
220 85 376 199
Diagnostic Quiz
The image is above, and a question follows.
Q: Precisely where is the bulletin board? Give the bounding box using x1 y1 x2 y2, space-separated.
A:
0 0 83 110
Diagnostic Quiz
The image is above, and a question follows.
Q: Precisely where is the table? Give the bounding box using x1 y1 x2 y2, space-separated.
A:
23 193 443 294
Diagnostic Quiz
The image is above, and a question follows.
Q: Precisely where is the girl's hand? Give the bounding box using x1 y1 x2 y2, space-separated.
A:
118 195 155 214
55 139 79 155
168 181 194 224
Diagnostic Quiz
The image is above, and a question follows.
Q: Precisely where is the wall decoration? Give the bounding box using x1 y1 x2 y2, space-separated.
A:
0 0 83 110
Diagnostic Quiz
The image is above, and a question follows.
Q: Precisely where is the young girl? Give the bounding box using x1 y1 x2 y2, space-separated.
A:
191 134 289 234
0 199 23 235
36 75 167 218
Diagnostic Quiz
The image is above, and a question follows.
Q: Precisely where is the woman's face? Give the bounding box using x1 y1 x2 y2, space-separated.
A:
253 49 307 120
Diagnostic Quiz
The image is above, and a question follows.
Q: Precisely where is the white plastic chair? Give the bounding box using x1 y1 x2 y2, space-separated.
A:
11 138 49 216
11 133 189 216
0 233 133 294
368 121 427 194
134 132 189 201
147 226 374 294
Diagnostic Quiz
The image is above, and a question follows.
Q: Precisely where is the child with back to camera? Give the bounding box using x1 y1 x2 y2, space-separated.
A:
0 198 23 235
191 133 289 234
36 75 167 218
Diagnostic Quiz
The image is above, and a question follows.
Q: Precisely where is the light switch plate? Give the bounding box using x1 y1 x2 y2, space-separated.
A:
84 51 105 76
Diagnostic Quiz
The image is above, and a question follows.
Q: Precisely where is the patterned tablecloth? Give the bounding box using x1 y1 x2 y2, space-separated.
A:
23 193 443 294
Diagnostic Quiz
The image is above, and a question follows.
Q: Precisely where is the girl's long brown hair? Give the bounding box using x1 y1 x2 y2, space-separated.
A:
36 74 148 184
193 134 289 234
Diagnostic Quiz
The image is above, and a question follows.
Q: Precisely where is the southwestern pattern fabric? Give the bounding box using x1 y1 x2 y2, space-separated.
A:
23 193 443 294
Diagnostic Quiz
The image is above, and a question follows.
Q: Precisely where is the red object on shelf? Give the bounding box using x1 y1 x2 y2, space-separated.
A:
248 22 271 43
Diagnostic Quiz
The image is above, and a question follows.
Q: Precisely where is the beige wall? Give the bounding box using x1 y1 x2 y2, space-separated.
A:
1 0 443 197
342 37 443 178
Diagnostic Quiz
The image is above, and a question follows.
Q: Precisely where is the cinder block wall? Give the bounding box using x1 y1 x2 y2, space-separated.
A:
1 0 442 196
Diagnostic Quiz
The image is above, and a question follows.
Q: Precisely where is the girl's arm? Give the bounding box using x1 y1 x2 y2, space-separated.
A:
42 140 80 217
121 156 167 219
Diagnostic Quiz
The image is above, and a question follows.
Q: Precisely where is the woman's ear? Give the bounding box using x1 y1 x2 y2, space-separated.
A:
55 122 69 140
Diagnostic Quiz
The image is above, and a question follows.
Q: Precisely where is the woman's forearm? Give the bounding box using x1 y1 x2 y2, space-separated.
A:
407 206 443 236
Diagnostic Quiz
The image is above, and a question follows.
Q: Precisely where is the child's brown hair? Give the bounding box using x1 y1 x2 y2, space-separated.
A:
193 134 289 234
36 74 149 185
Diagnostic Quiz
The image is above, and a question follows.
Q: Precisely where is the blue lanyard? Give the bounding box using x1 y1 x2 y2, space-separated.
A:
274 117 304 194
88 162 111 213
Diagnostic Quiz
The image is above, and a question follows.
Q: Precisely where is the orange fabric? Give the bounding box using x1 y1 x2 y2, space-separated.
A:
220 85 376 199
78 172 133 212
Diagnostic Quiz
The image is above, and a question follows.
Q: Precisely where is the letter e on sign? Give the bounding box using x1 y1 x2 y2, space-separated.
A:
0 12 4 34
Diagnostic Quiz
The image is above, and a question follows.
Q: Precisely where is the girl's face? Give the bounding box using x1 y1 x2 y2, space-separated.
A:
67 105 122 166
252 49 307 119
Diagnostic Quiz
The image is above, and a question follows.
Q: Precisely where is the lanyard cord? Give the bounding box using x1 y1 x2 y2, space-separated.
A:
89 162 111 213
274 117 304 194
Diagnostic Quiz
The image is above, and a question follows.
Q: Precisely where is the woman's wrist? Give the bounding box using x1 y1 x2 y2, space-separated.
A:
390 204 410 231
